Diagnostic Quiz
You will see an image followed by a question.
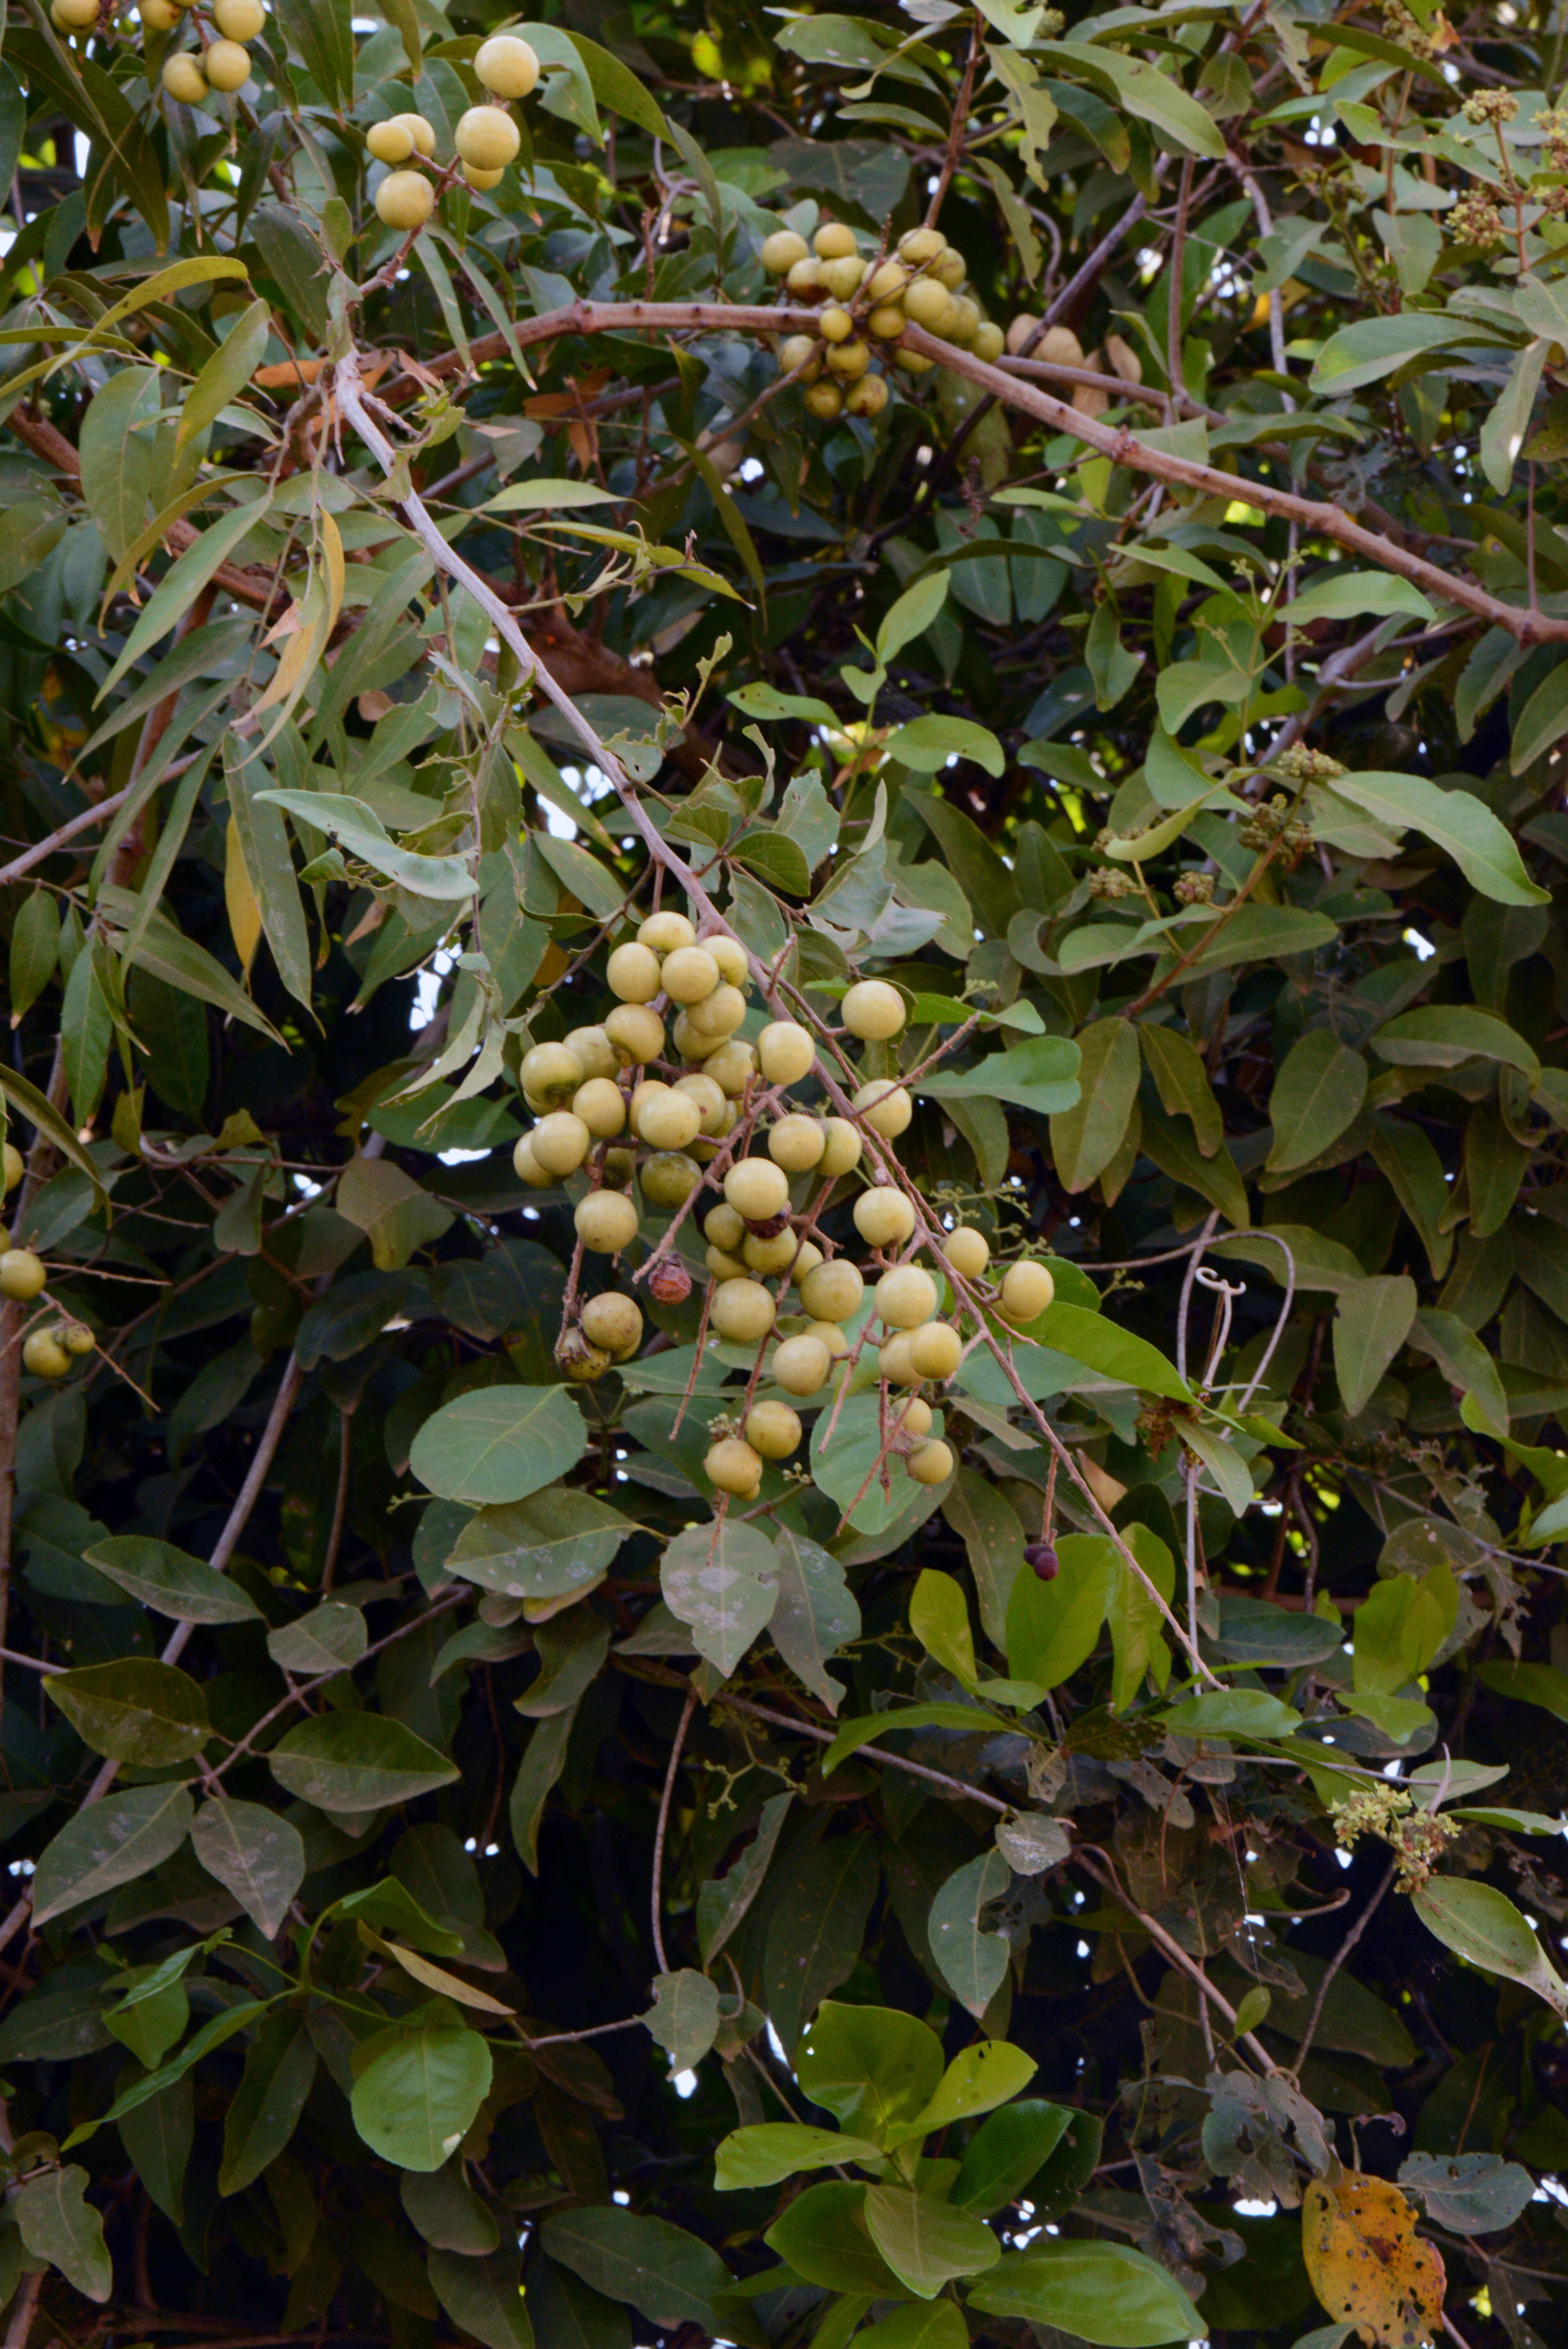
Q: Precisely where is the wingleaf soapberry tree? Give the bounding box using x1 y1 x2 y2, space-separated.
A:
0 3 1565 2348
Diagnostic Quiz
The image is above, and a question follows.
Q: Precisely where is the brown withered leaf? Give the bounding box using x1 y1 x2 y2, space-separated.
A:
1303 2172 1446 2348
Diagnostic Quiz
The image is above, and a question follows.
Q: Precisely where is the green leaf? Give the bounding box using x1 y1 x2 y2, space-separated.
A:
920 1035 1081 1117
78 365 160 564
1050 1019 1140 1192
410 1387 587 1506
928 1850 1010 2021
697 1790 793 1963
176 299 271 450
32 1783 194 1926
0 1065 108 1211
98 504 272 701
351 2025 494 2171
275 0 356 106
403 2163 501 2255
1106 1522 1177 1711
1163 1689 1303 1740
878 574 950 662
82 1535 261 1624
951 2100 1074 2216
1372 1005 1539 1078
1398 2151 1536 2235
449 1490 631 1602
1411 1307 1508 1436
796 2003 945 2147
941 1472 1026 1652
269 1713 459 1814
966 2239 1206 2345
715 2123 886 2191
852 2304 970 2349
1283 572 1435 627
429 2248 533 2349
15 2165 112 2303
47 1658 210 1767
1411 1877 1567 2016
258 790 475 902
764 2182 913 2299
1474 1659 1568 1720
902 2041 1037 2140
1309 310 1491 395
542 2207 732 2328
884 717 1005 777
1352 1567 1454 1697
267 1600 368 1675
764 1836 878 2053
1006 1534 1116 1688
645 1970 721 2074
910 1568 978 1686
1324 773 1547 906
768 1528 858 1711
1025 1302 1190 1401
862 2185 1000 2296
660 1520 777 1677
1267 1031 1369 1174
189 1798 306 1939
219 2010 316 2194
820 1701 996 1777
224 739 313 1013
1333 1274 1418 1415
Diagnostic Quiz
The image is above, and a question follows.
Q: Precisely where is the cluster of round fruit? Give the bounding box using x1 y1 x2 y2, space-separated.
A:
0 1239 95 1385
760 220 1005 423
1005 314 1144 417
112 0 271 103
363 34 539 226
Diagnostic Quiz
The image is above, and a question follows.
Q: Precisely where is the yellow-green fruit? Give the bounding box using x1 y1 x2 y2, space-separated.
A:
744 1228 803 1276
604 1003 665 1064
819 1119 862 1178
706 1438 763 1495
944 1226 990 1280
971 322 1005 363
711 1278 776 1345
375 169 435 230
0 1249 47 1302
822 255 866 301
638 910 695 954
522 1041 584 1110
704 1040 757 1098
139 0 181 29
932 248 967 290
60 1322 96 1356
786 257 823 297
854 1187 915 1249
161 52 208 100
530 1112 592 1178
903 276 956 332
1000 1259 1055 1325
796 1262 862 1328
455 105 521 171
607 940 662 1002
894 348 934 375
769 1114 825 1173
773 1334 831 1396
511 1136 552 1190
948 295 982 345
868 303 906 341
602 1148 634 1189
22 1331 71 1381
909 1439 953 1485
557 1330 610 1383
367 119 415 163
854 1079 913 1139
572 1079 626 1139
581 1292 643 1362
842 979 905 1041
641 1151 702 1208
565 1025 618 1082
2 1143 23 1192
909 1321 962 1381
204 38 251 88
474 33 540 97
757 1021 814 1087
761 228 811 275
894 1394 933 1438
661 945 720 1005
826 338 870 380
747 1400 801 1460
898 226 947 264
779 334 820 382
866 260 909 303
806 1319 850 1358
674 1072 726 1133
789 1239 823 1281
706 1203 745 1252
214 0 265 35
464 164 504 191
819 304 854 344
876 1265 937 1330
392 112 436 155
846 374 889 418
52 0 99 27
813 221 857 260
725 1157 789 1223
705 934 749 988
685 983 746 1040
636 1089 702 1152
878 1331 920 1387
706 1244 748 1282
575 1190 639 1253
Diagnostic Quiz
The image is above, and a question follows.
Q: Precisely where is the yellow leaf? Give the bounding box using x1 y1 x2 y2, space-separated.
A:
381 1939 513 2015
224 817 261 977
1302 2173 1445 2348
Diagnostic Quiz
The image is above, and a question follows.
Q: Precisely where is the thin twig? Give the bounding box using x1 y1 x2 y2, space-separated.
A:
1291 1857 1398 2073
651 1688 696 1976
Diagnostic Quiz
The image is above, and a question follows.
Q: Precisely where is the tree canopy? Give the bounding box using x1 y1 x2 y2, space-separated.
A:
0 4 1565 2349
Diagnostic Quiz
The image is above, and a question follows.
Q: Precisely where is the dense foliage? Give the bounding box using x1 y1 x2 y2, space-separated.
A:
0 2 1567 2348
